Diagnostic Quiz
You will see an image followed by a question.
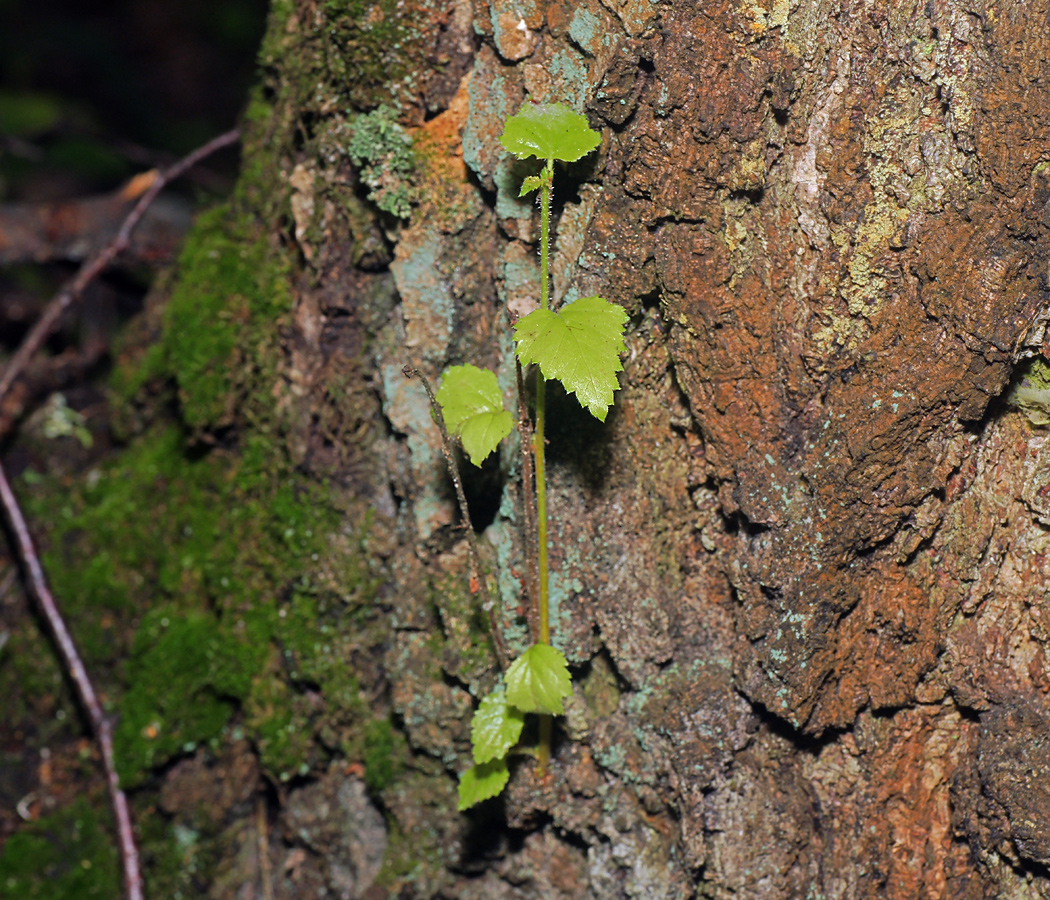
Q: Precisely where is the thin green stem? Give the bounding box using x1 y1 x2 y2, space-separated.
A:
540 159 552 312
536 157 553 647
535 158 554 774
536 375 548 645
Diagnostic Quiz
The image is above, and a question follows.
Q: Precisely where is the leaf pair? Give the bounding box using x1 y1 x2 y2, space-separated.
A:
438 298 627 464
437 102 626 465
435 365 512 467
457 643 572 810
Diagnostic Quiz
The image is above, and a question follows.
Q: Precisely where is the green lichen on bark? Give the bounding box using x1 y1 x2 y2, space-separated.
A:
1006 357 1050 425
344 105 419 218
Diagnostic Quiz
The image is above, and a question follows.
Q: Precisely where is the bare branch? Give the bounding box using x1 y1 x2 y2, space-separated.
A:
0 127 242 404
0 460 142 900
0 126 243 900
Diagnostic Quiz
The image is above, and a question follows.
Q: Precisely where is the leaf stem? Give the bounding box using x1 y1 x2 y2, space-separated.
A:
536 157 552 647
535 373 548 646
514 360 540 641
535 158 554 773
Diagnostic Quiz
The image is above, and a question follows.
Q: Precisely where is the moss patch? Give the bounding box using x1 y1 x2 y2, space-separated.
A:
0 797 121 898
112 204 291 433
363 715 406 793
318 0 425 111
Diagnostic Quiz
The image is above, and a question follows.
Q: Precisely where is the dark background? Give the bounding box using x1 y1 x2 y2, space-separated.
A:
0 0 269 851
1 0 267 202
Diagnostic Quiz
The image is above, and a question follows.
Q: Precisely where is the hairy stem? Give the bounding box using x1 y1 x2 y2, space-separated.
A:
536 157 552 646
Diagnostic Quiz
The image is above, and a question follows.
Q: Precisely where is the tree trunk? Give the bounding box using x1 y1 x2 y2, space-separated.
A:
9 1 1050 898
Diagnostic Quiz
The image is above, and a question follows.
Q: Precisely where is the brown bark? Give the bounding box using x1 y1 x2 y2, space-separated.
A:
254 0 1050 896
18 1 1050 898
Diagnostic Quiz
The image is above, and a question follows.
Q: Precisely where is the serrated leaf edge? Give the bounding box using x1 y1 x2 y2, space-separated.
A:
457 758 510 811
471 689 525 765
513 297 628 421
505 643 573 715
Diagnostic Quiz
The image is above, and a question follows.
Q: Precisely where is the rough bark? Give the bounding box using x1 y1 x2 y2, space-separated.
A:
8 1 1050 898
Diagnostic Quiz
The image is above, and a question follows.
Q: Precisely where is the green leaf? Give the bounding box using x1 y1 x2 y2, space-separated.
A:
436 364 513 466
471 687 525 764
500 102 601 163
514 296 628 421
519 174 545 197
505 643 573 715
457 758 510 810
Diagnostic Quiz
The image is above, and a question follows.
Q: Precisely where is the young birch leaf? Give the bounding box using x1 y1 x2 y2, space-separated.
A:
500 102 601 163
514 296 629 421
471 687 525 764
519 174 544 197
505 643 572 715
458 758 510 811
436 364 513 466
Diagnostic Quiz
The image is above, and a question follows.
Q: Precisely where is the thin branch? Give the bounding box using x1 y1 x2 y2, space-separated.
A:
403 365 509 670
0 127 242 404
0 460 142 900
515 360 540 643
0 127 243 900
256 793 274 900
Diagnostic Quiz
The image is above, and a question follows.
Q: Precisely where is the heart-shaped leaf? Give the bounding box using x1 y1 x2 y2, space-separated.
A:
505 643 572 715
500 102 601 163
457 758 510 810
471 686 525 764
436 364 513 466
514 296 628 421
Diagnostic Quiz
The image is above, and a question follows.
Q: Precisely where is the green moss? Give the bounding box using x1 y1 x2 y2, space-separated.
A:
0 797 120 898
319 0 417 110
247 657 315 779
247 584 377 780
19 408 373 787
4 0 445 885
363 716 403 792
113 204 291 433
115 612 235 784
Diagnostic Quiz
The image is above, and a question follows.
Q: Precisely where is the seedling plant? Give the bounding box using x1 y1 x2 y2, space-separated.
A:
427 102 627 809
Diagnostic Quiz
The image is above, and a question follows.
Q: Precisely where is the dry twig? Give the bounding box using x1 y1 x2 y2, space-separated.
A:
0 126 241 900
0 128 241 401
402 364 510 670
